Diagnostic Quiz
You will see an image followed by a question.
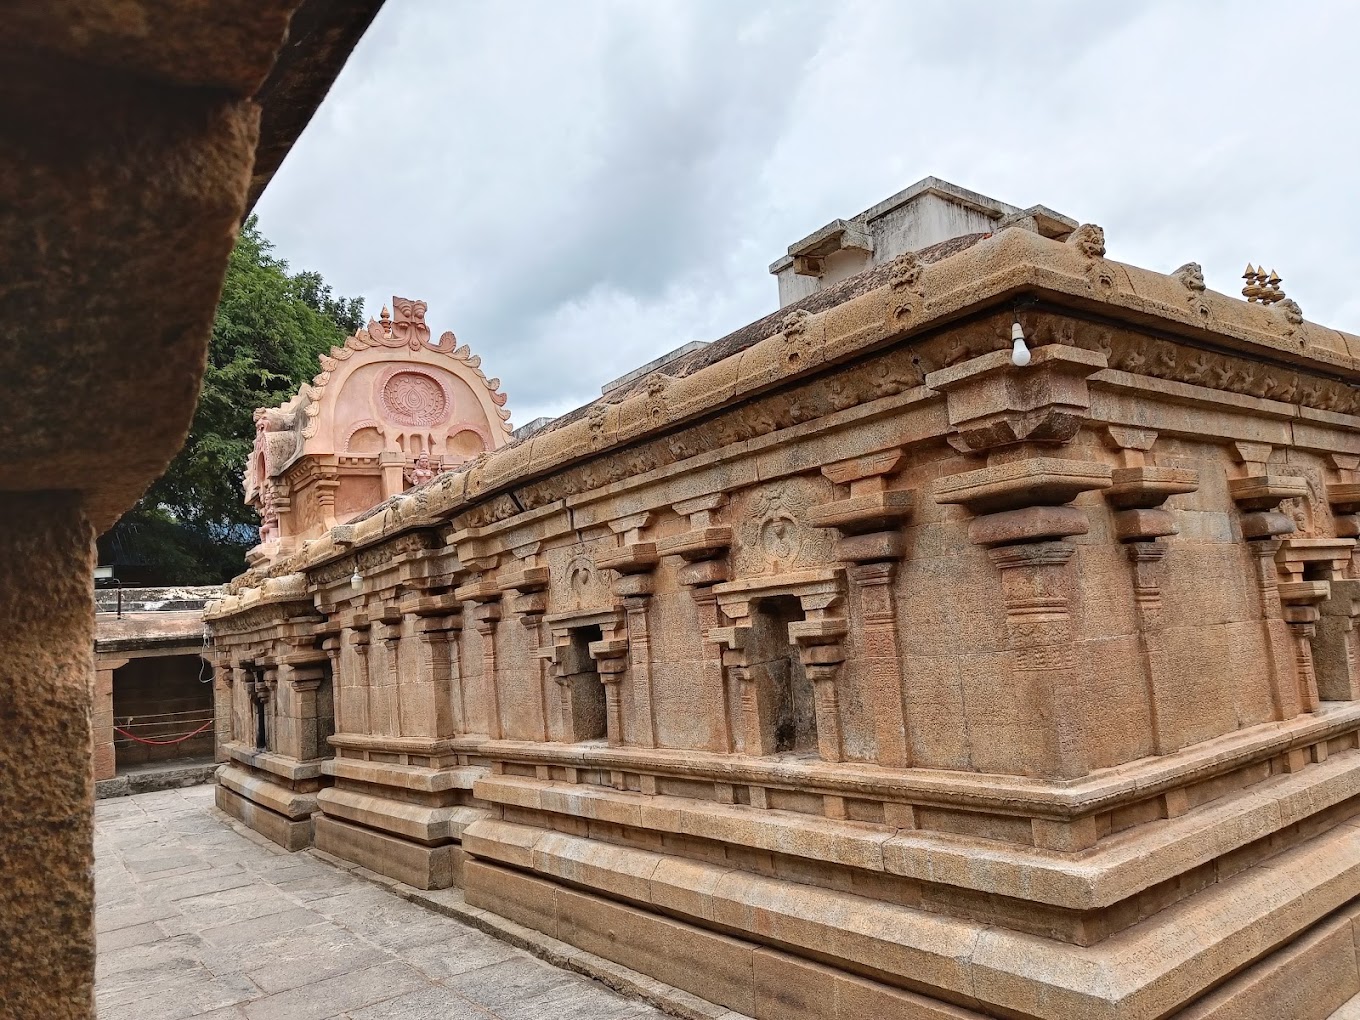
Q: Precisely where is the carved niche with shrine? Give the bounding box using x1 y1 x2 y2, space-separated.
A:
243 297 511 565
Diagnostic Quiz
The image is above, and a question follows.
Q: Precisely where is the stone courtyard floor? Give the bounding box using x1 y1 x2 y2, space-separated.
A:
95 786 668 1020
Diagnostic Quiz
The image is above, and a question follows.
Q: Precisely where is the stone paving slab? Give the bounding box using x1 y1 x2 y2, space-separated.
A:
94 787 668 1020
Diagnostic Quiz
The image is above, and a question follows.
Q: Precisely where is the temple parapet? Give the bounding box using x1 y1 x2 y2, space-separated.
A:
208 193 1360 1019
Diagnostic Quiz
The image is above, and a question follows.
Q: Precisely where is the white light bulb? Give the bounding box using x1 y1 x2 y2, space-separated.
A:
1010 321 1031 367
350 569 363 590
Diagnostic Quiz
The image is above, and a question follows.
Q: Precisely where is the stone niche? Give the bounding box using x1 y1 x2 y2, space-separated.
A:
209 215 1360 1019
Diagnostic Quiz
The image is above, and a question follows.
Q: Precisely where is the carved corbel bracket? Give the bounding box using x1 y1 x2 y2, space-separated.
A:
926 344 1107 453
936 457 1111 547
1100 427 1199 542
658 495 732 587
587 638 630 680
1324 454 1360 540
1227 442 1308 540
809 450 915 564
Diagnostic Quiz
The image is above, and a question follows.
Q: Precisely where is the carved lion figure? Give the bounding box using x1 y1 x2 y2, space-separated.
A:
1068 223 1106 260
1173 262 1206 292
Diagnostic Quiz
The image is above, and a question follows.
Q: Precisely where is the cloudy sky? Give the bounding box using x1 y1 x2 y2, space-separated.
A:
257 0 1360 427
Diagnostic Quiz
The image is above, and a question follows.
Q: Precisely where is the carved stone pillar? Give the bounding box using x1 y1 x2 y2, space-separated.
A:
408 611 459 738
788 614 848 763
661 494 734 750
930 343 1112 782
713 570 848 761
1317 580 1360 701
710 625 760 755
399 590 467 736
456 564 504 739
600 513 660 748
345 624 371 735
502 554 554 741
249 667 275 752
278 653 328 761
1321 457 1360 700
590 638 631 747
373 616 403 738
1276 539 1355 713
808 450 914 768
1101 426 1199 754
473 604 502 739
211 656 233 764
1228 442 1311 719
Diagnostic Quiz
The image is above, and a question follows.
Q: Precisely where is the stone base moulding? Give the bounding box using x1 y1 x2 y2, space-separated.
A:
313 813 465 890
311 747 490 889
461 817 1360 1020
214 746 325 852
215 775 314 852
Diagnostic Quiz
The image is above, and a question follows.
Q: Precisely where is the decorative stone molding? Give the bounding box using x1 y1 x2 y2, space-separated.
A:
926 343 1108 453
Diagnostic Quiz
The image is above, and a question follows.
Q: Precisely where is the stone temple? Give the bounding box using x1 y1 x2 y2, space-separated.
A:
206 177 1360 1019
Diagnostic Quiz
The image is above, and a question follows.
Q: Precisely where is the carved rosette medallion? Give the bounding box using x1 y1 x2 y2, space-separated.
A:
379 370 449 427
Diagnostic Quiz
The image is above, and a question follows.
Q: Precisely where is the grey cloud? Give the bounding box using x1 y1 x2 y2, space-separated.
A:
258 0 1360 425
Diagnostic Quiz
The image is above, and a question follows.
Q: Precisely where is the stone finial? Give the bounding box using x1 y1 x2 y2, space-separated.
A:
1242 265 1286 305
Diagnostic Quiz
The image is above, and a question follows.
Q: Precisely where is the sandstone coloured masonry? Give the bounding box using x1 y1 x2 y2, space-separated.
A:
207 206 1360 1019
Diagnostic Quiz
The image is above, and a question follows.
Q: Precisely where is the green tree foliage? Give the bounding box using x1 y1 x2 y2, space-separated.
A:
102 216 363 583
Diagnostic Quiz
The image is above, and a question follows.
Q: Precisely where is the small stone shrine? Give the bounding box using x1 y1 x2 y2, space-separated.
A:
207 179 1360 1019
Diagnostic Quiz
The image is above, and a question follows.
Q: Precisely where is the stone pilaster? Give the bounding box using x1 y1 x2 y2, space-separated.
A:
589 638 631 747
1101 426 1199 754
809 450 914 767
661 494 734 751
93 656 128 782
987 541 1087 779
501 556 553 740
457 563 504 739
600 515 660 748
930 343 1111 783
1228 443 1313 720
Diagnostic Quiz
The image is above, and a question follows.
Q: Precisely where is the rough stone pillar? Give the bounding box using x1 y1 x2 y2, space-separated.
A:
847 562 909 766
93 655 128 781
0 493 96 1020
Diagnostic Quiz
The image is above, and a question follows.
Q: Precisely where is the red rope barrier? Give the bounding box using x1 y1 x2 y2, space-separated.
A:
113 720 215 746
